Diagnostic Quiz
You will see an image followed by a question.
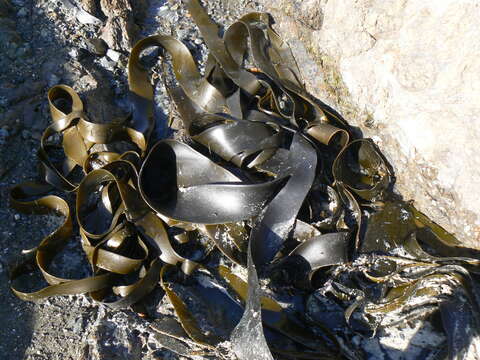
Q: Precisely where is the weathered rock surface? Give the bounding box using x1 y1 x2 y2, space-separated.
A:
258 0 480 248
99 0 140 51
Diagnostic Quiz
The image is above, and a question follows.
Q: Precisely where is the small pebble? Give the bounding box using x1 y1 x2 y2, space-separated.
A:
14 214 20 221
68 49 79 58
99 57 115 70
21 129 30 139
106 49 121 62
17 7 27 17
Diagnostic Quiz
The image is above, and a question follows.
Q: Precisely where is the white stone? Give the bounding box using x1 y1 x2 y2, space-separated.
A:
106 49 121 62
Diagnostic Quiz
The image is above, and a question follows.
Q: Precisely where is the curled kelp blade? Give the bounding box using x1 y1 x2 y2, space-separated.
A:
139 139 286 224
292 232 350 271
9 178 161 306
364 274 449 315
305 122 349 149
185 0 262 96
79 224 148 275
41 85 148 191
168 84 291 173
187 0 348 139
275 232 350 288
190 114 284 169
333 139 391 201
101 259 163 310
230 247 275 360
229 133 318 360
250 133 318 267
232 12 325 125
38 114 81 191
8 1 480 360
76 168 130 239
300 184 342 230
9 182 114 300
360 200 480 264
129 34 226 115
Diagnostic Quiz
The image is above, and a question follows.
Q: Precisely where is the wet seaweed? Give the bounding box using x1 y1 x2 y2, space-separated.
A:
8 1 480 359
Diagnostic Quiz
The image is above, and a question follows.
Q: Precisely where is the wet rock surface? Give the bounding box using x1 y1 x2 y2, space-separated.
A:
0 0 479 359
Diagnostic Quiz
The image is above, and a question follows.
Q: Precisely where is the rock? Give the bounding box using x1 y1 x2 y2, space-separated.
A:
41 60 62 83
77 0 100 17
106 48 121 62
258 0 480 247
85 38 108 56
16 6 26 17
5 47 15 59
99 0 139 51
60 0 101 25
78 74 98 90
68 48 79 58
99 0 131 17
99 56 115 70
100 16 138 51
77 69 129 123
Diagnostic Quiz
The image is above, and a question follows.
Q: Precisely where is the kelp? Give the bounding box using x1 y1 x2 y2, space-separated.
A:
7 0 480 359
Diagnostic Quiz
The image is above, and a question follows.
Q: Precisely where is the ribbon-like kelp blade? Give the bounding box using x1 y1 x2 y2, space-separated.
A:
7 0 480 359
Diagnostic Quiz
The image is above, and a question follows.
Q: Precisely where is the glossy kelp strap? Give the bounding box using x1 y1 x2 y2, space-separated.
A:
138 139 285 224
8 1 480 358
129 35 227 114
9 182 116 300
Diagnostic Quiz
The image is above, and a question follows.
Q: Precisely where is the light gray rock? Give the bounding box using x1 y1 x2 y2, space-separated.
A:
259 0 480 248
106 48 121 62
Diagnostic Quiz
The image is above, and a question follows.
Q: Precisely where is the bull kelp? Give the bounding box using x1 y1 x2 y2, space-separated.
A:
8 0 480 359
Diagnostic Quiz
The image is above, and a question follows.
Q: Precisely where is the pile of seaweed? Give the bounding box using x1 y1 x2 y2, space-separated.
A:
9 0 480 359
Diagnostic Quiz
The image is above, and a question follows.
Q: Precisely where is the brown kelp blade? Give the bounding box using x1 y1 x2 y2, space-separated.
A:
7 0 480 359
